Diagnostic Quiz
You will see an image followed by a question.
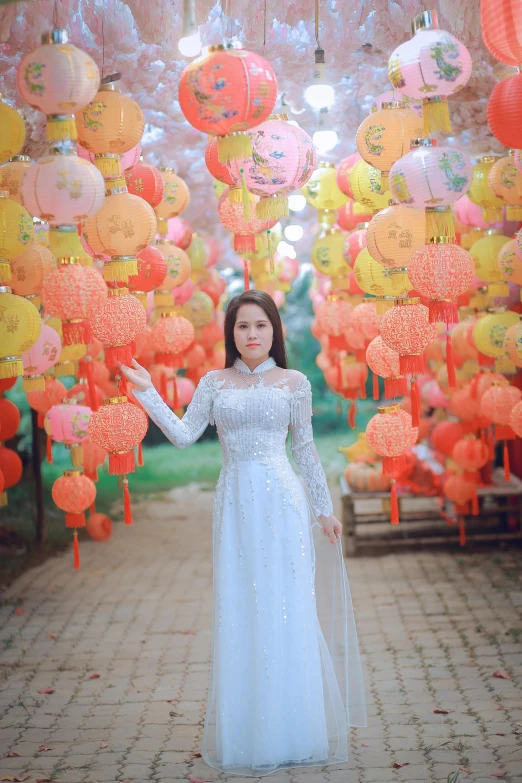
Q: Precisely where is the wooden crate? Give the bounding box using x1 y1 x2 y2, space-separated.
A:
340 468 522 557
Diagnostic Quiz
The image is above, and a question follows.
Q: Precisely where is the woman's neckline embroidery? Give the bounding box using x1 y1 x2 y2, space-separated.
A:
233 357 277 375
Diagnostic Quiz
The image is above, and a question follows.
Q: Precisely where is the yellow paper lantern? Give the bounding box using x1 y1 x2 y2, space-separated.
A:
187 233 210 273
0 156 32 204
470 230 511 298
0 97 25 164
182 291 214 329
488 152 522 220
468 156 505 222
154 240 191 291
0 287 42 378
301 162 348 211
82 178 156 281
76 83 144 177
54 341 87 377
498 238 522 291
366 203 426 269
311 228 349 277
50 226 92 266
10 243 56 304
353 247 410 299
355 102 424 190
460 226 485 251
349 159 392 210
154 168 190 234
473 309 519 359
0 191 34 282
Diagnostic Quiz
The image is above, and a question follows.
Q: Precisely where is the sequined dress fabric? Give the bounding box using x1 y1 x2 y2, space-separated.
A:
133 357 367 777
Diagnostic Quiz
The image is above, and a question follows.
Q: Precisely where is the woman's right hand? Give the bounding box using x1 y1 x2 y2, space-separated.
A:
120 358 153 391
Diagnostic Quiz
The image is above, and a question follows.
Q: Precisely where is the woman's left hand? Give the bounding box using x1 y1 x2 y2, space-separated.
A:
319 514 342 544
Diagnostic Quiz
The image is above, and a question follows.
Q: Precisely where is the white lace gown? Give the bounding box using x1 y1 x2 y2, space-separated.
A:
133 356 367 777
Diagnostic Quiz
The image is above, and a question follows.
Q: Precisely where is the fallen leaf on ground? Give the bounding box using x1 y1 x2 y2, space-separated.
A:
4 751 19 757
14 608 25 615
45 633 57 639
490 774 506 778
181 629 196 634
88 673 100 679
169 711 183 717
37 745 53 752
187 777 212 783
496 732 505 736
492 670 511 679
36 689 55 695
99 741 108 748
361 743 368 747
433 708 452 714
36 778 52 782
1 777 30 782
392 761 409 768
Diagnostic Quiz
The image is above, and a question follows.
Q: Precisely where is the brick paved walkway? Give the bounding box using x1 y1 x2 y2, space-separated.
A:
1 484 521 783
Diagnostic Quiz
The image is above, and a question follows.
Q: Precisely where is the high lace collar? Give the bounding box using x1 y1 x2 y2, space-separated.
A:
233 356 276 374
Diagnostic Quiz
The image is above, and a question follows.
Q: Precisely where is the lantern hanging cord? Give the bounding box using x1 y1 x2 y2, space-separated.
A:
315 0 321 49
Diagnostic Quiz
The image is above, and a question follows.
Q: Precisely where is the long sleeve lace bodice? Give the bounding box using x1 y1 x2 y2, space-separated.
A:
132 364 334 518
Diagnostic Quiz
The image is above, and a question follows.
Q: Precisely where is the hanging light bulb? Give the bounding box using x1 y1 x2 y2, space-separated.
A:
284 224 304 242
304 3 334 110
288 194 307 212
178 0 202 57
312 108 338 153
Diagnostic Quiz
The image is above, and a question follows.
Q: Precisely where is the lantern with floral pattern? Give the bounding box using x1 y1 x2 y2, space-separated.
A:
154 168 190 236
218 189 277 253
336 153 361 198
0 287 41 378
0 191 34 282
302 162 348 211
488 153 522 220
380 298 437 375
349 160 392 211
151 313 195 368
408 239 475 323
26 376 67 427
366 203 425 271
127 245 167 307
10 243 56 305
0 156 32 203
467 156 506 222
498 239 522 290
21 323 61 391
90 288 147 368
315 296 353 351
366 336 408 399
470 230 512 298
44 399 91 466
52 469 96 568
0 98 25 163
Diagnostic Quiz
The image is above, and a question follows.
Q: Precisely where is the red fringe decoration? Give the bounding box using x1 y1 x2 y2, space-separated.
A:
62 320 91 346
105 344 133 369
472 490 479 516
488 428 495 461
359 376 367 399
348 401 356 429
382 455 406 475
504 442 511 482
385 376 408 399
160 372 168 402
109 451 135 476
399 353 425 375
478 352 494 367
429 300 459 324
46 435 53 463
234 234 256 253
90 500 96 516
243 260 250 290
446 333 457 388
328 334 347 352
137 441 144 467
123 478 133 526
164 352 185 369
373 373 379 401
355 349 366 363
73 530 80 570
336 355 342 389
65 511 86 529
410 379 420 428
459 517 466 547
38 412 44 428
85 358 98 411
496 424 516 440
390 480 399 525
172 376 179 409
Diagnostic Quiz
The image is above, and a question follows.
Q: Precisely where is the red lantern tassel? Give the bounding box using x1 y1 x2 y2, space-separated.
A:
429 300 459 324
123 478 133 526
160 372 168 402
382 455 406 475
471 490 479 516
234 234 256 253
410 378 420 428
336 355 342 389
504 442 511 482
90 500 96 516
328 334 346 352
488 428 495 461
243 260 250 291
62 320 91 346
172 376 179 409
47 435 53 463
373 372 379 401
137 440 144 467
65 511 86 528
85 358 98 411
390 479 399 525
385 376 408 399
73 530 80 570
399 353 425 375
109 451 135 476
348 400 357 429
38 412 44 428
459 517 466 547
446 333 457 388
105 344 133 369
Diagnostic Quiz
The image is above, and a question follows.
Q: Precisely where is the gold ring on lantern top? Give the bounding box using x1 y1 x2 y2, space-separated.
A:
318 162 336 168
56 257 82 266
0 189 9 199
380 101 407 110
157 167 177 174
203 42 243 55
479 155 501 165
491 380 510 387
427 236 452 244
9 155 30 163
412 9 438 33
160 309 183 318
104 177 127 196
356 222 371 230
102 396 128 405
377 404 402 415
107 287 129 297
41 28 68 44
63 469 84 478
268 114 289 121
393 297 420 306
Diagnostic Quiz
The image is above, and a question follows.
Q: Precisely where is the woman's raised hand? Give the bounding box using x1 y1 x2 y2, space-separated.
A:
119 358 153 391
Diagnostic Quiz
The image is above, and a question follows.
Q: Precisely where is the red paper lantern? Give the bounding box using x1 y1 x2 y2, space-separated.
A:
443 473 477 517
82 439 107 481
127 246 167 306
366 336 408 399
26 377 67 427
151 314 195 368
66 380 104 410
178 43 278 162
0 397 20 441
90 288 147 369
40 259 108 346
315 297 353 352
380 298 437 375
52 469 96 568
509 400 522 437
408 240 475 324
480 380 521 439
450 386 483 425
366 405 418 474
124 159 164 207
350 301 381 343
336 154 361 198
86 512 112 541
452 435 489 475
336 199 372 232
217 189 277 253
487 73 522 150
205 137 236 189
431 420 466 457
481 0 522 65
0 445 22 504
343 226 367 267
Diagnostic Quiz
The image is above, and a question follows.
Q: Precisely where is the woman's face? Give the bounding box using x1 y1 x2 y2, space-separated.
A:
233 303 274 360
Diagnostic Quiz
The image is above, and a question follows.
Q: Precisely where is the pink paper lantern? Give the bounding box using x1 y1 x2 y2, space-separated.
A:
22 150 105 226
387 10 472 133
226 116 316 221
218 189 277 253
167 217 193 249
454 195 493 229
44 401 91 464
176 376 196 407
21 323 62 390
172 277 195 306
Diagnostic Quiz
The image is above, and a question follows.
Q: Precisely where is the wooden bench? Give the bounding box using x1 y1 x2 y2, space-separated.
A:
340 469 522 557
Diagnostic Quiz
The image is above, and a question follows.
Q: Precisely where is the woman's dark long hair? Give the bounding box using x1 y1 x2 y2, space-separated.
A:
223 290 288 369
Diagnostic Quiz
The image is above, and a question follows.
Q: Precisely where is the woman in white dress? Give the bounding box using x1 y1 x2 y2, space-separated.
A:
121 290 367 778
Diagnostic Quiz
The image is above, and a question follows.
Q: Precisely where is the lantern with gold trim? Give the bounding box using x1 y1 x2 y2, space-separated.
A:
488 152 522 220
302 162 348 211
366 202 425 272
21 323 61 391
481 379 522 480
0 97 25 164
366 335 408 400
0 286 41 378
124 159 164 207
0 190 34 283
10 243 56 308
380 297 438 375
470 230 511 298
498 238 522 294
349 160 392 211
44 398 91 467
154 168 190 237
0 156 31 203
52 469 96 569
468 156 506 222
473 309 520 373
90 287 147 369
